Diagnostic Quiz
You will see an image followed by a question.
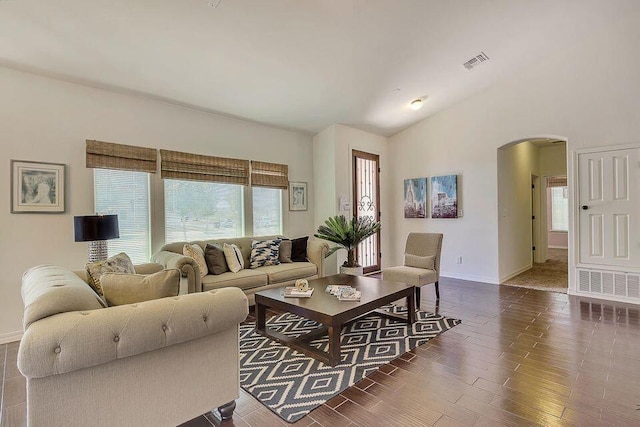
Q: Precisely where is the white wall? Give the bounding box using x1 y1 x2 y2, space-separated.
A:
0 66 314 341
312 125 338 275
388 7 640 289
497 142 540 280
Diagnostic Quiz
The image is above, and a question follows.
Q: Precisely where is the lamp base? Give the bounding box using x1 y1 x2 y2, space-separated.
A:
88 240 109 263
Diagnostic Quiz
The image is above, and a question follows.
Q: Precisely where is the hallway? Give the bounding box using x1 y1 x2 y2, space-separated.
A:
502 248 568 293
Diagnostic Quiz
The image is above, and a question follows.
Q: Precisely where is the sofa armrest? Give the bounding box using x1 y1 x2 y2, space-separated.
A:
18 287 248 379
134 263 164 275
307 238 329 278
151 250 202 293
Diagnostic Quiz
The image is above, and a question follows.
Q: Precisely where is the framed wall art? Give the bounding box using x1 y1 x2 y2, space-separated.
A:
431 174 458 218
289 181 307 211
11 160 66 213
403 177 427 218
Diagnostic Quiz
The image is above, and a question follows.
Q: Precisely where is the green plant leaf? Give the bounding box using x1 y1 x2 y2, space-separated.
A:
313 214 381 267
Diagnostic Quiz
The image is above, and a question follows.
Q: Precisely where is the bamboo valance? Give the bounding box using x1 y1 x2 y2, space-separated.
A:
250 160 289 189
160 149 250 185
86 140 157 173
547 176 567 187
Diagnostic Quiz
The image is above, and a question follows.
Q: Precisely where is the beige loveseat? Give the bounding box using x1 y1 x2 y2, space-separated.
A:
151 236 329 305
18 264 249 427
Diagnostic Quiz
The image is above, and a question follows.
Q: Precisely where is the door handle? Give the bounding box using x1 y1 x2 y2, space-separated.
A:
582 205 589 210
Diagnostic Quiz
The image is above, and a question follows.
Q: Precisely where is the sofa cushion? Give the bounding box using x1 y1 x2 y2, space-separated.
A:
204 243 229 275
404 254 435 270
183 243 208 277
22 265 106 329
86 252 136 298
223 243 244 273
259 262 317 284
250 238 282 269
101 269 180 306
202 269 267 291
383 266 438 286
290 236 309 262
279 240 293 263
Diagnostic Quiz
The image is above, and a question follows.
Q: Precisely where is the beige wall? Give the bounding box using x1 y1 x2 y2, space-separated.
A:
388 7 640 289
312 125 338 275
312 124 389 274
497 142 540 280
0 66 314 341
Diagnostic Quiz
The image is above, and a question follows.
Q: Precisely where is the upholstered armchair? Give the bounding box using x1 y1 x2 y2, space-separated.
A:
382 233 443 308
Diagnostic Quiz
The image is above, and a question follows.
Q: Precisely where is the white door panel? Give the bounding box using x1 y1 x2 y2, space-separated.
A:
579 148 640 267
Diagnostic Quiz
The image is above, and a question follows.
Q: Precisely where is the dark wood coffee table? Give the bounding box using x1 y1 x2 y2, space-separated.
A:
254 274 415 366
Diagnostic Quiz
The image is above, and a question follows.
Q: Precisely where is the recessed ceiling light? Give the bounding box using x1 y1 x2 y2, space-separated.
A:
410 99 423 110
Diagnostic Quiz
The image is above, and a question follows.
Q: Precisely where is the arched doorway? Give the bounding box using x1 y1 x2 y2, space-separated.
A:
497 137 569 292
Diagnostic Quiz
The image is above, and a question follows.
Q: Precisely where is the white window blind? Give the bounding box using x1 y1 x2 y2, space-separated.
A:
94 169 151 263
550 186 569 232
253 187 282 236
164 179 243 242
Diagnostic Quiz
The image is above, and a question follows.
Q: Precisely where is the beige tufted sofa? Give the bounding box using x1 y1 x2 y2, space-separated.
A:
151 235 329 305
18 264 249 427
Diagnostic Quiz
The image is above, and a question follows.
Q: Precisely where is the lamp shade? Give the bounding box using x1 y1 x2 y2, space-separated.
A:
74 215 119 242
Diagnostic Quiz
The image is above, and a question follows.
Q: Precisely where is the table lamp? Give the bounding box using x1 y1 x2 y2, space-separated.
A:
74 215 119 262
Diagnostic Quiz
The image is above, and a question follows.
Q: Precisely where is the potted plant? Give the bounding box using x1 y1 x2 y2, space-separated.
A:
314 215 381 275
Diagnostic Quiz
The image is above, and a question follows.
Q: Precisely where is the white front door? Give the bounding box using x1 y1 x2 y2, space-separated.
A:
578 148 640 267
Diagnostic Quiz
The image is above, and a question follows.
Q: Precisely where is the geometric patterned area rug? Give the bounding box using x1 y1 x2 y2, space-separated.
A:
239 305 461 423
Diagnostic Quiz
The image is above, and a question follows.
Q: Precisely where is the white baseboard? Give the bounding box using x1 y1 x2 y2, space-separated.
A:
548 245 568 249
499 264 532 283
440 271 499 285
0 330 22 344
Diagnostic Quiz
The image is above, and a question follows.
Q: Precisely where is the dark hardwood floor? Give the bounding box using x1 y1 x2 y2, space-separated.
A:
3 277 640 426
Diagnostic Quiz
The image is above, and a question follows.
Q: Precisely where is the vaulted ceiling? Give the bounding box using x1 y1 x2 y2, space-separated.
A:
0 0 635 136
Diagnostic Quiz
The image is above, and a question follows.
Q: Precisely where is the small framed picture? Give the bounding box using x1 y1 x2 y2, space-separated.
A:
11 160 66 213
289 181 307 211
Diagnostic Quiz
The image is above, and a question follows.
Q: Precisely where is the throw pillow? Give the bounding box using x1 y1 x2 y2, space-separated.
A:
204 243 229 275
290 236 309 262
250 238 282 269
223 243 244 273
404 254 435 270
183 243 208 277
279 239 293 263
100 269 180 307
86 252 136 298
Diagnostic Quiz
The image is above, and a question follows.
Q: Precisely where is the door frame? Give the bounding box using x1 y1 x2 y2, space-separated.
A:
352 149 381 273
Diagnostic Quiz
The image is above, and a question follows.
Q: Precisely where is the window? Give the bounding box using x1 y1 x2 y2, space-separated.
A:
164 179 243 242
94 169 151 263
253 187 282 236
550 186 569 231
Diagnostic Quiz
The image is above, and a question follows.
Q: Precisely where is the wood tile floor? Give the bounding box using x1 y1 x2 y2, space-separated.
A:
3 277 640 426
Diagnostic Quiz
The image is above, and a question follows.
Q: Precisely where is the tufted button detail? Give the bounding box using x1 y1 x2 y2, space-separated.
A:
80 311 89 315
203 316 208 322
162 325 168 331
54 346 61 354
113 336 120 343
131 304 138 308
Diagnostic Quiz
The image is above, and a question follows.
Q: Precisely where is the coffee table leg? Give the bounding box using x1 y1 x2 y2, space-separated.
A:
407 290 416 324
327 325 341 366
256 301 266 331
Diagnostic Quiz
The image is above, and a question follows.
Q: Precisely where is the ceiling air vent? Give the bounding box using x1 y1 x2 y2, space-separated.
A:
463 52 490 70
